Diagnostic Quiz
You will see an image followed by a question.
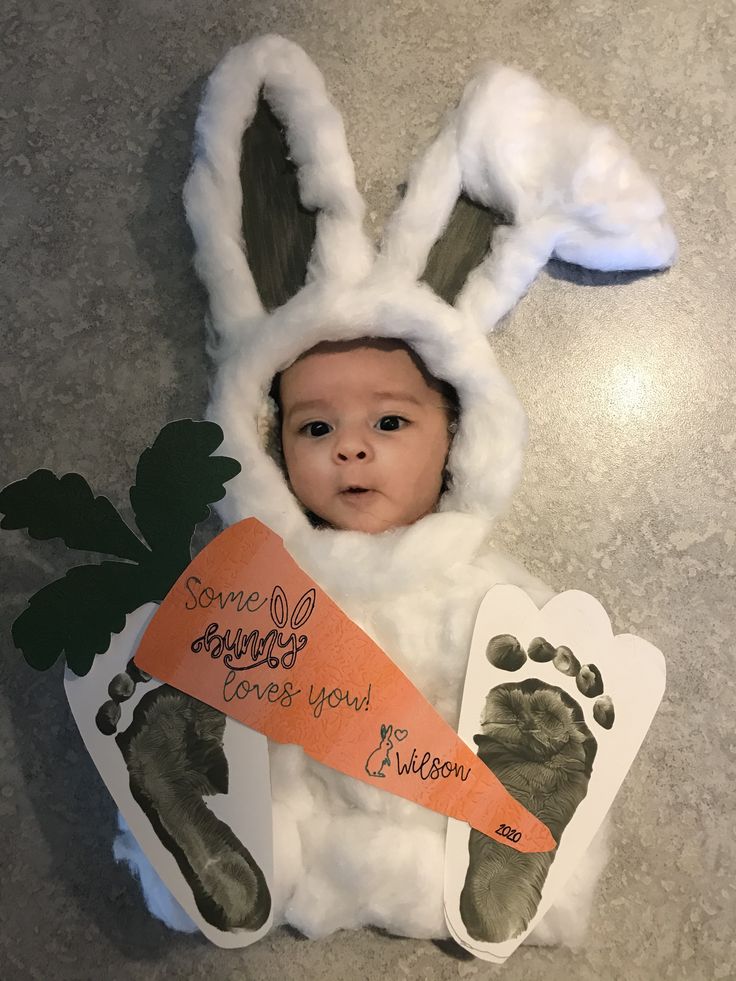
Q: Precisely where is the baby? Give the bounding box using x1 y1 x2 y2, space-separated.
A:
274 338 457 534
113 319 608 945
120 32 675 947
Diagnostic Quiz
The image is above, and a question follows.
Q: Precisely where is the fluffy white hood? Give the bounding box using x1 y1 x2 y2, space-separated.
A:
184 34 675 567
206 277 526 553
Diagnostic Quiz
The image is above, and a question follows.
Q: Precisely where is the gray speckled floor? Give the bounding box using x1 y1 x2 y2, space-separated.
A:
1 1 734 979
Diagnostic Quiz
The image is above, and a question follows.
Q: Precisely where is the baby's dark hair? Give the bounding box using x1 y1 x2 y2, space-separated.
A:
270 337 459 427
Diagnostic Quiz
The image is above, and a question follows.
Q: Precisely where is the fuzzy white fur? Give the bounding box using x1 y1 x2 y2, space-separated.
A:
116 35 675 947
183 35 374 361
382 62 677 331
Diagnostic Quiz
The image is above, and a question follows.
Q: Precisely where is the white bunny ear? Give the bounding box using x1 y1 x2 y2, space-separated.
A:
380 62 677 335
183 35 373 355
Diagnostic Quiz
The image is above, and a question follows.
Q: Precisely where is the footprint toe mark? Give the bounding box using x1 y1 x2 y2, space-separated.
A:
593 694 615 729
576 663 604 698
527 637 556 662
485 634 527 671
108 672 136 702
95 699 121 735
126 657 151 683
552 645 580 676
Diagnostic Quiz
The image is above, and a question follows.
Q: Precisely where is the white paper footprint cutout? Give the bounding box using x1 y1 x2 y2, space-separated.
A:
444 585 666 962
64 604 274 948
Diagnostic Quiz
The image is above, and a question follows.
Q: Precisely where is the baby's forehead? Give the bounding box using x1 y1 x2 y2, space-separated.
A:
279 343 436 404
289 339 420 373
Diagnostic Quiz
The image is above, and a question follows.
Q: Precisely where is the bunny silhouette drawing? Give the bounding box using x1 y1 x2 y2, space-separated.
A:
365 723 406 778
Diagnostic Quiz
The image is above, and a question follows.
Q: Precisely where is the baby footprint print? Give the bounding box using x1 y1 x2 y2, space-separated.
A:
96 660 271 933
459 634 615 943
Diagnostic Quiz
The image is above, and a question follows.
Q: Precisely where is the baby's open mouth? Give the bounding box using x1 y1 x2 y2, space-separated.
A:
340 486 372 495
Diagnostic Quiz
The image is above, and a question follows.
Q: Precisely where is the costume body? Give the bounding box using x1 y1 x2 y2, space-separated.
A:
119 275 605 944
265 521 591 941
114 35 674 947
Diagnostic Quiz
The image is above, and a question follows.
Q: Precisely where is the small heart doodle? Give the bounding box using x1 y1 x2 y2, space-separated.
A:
393 728 408 742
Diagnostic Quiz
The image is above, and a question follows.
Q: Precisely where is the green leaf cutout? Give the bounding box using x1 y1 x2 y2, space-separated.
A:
12 562 154 676
3 419 242 674
130 420 241 574
0 470 149 562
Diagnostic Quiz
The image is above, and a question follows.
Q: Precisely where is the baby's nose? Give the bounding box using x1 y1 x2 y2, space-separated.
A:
334 432 373 463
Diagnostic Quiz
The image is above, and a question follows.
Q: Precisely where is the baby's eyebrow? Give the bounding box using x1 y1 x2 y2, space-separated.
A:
371 392 423 405
285 392 422 420
284 399 329 420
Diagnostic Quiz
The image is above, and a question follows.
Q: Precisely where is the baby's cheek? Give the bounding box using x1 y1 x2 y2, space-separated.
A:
283 447 313 502
292 454 338 520
419 450 447 505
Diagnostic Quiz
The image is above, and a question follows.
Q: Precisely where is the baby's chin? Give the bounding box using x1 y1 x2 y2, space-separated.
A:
332 513 400 534
314 495 434 535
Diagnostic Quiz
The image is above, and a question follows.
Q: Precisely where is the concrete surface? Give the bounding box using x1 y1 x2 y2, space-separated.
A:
1 1 733 979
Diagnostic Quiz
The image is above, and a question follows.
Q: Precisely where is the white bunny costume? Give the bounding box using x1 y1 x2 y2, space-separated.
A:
116 35 675 945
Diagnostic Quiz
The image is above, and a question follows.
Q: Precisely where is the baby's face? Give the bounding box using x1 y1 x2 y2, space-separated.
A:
279 345 451 533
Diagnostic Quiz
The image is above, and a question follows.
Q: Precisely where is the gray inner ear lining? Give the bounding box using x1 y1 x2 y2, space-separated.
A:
421 195 512 304
239 86 513 317
240 95 318 311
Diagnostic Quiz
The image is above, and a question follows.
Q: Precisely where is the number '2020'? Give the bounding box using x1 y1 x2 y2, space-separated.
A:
495 823 522 843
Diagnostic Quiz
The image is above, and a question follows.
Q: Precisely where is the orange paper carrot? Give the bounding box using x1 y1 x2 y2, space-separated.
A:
134 518 555 854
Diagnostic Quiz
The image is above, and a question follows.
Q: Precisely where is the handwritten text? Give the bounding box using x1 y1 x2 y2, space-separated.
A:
395 748 471 782
222 671 301 708
307 683 372 719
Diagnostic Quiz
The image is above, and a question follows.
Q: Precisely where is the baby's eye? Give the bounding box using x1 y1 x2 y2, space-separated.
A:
376 415 408 432
300 421 332 438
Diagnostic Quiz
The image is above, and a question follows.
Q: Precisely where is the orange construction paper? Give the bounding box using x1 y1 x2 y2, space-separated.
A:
134 518 555 854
